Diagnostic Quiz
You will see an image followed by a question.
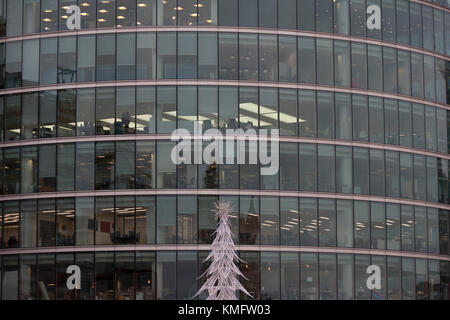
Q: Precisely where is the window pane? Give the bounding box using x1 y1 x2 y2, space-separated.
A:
95 197 114 245
386 203 401 250
239 196 259 245
96 87 115 135
137 33 156 80
97 0 116 28
95 252 114 299
38 145 56 192
58 36 77 83
387 256 401 299
334 0 349 35
298 0 315 31
238 33 258 81
76 142 95 190
300 253 318 300
338 254 354 300
19 254 37 300
75 197 94 246
96 34 116 81
5 42 21 88
40 38 57 85
21 93 38 140
383 47 397 94
6 0 22 36
428 208 439 254
354 201 370 248
95 142 115 190
56 198 75 246
353 147 369 195
319 199 336 247
218 33 238 80
38 253 55 299
317 92 334 139
260 197 279 245
56 143 75 191
414 207 427 253
299 143 317 191
435 59 446 104
116 141 135 189
422 6 434 51
385 151 400 197
57 89 76 137
157 141 176 188
280 197 298 246
136 86 155 134
136 140 155 189
198 0 217 26
423 55 435 101
369 97 384 143
218 0 237 26
280 143 298 190
299 198 318 246
411 53 424 98
116 33 136 80
20 200 37 248
22 40 39 87
76 88 95 136
298 90 316 137
413 154 426 201
117 0 136 27
78 0 96 29
281 252 299 299
278 0 296 29
352 95 368 141
337 200 353 248
77 35 96 82
41 0 58 32
426 156 438 203
178 32 197 79
399 101 412 147
279 88 297 136
198 32 217 79
400 152 413 199
316 39 333 86
371 202 385 249
402 258 415 300
316 0 332 33
259 34 278 82
401 205 414 251
115 196 136 245
116 87 136 134
318 145 335 193
367 45 382 91
38 199 56 247
396 0 409 45
298 37 316 84
136 195 156 244
397 50 411 96
156 86 176 133
409 3 422 47
354 255 370 300
351 42 367 89
319 253 336 300
412 103 425 149
279 36 297 82
334 40 350 87
3 201 19 248
177 196 197 244
336 146 352 193
177 251 197 299
239 0 257 27
261 252 279 300
381 0 396 42
370 149 385 196
384 99 398 145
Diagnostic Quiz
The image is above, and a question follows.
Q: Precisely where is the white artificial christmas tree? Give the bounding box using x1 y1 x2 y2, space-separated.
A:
195 201 252 300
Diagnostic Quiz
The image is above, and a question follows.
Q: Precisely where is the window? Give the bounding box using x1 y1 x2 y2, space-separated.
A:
75 197 94 246
387 203 400 250
79 0 96 29
299 143 317 191
20 200 37 248
4 147 20 195
95 252 114 299
40 38 57 85
178 32 197 79
218 33 238 80
423 56 435 101
425 106 437 151
435 59 446 104
57 143 75 191
116 141 135 189
280 143 298 190
261 252 279 300
428 208 439 254
385 151 400 197
57 89 76 137
352 95 368 141
77 35 96 82
135 86 155 134
414 206 427 253
370 149 385 196
278 36 297 82
400 152 413 199
336 146 352 193
115 196 135 245
397 50 411 96
5 42 22 88
58 36 77 83
437 158 448 204
177 251 197 299
114 252 135 300
239 33 258 80
351 43 367 89
280 197 298 246
199 195 218 244
317 92 334 138
239 0 257 27
416 259 428 300
381 0 396 42
384 99 398 145
137 32 156 80
116 87 136 134
368 97 384 144
260 197 279 245
350 0 364 37
95 142 115 190
319 199 336 247
300 253 318 300
410 3 422 47
240 196 259 245
412 103 425 149
429 260 440 300
239 251 260 299
21 93 38 140
367 45 382 91
353 148 369 195
41 0 58 32
259 87 278 130
38 199 56 247
56 198 75 246
281 252 299 299
298 37 316 84
96 34 116 81
6 0 22 37
156 86 176 133
298 0 315 31
136 195 156 244
316 0 333 33
218 0 237 26
396 0 409 45
3 201 19 248
399 101 412 147
422 6 434 51
426 157 438 203
298 90 316 137
387 256 401 299
371 202 386 249
337 200 353 248
259 35 278 81
156 141 176 188
97 0 115 28
319 253 336 300
354 255 370 300
76 142 95 191
137 0 156 26
371 255 387 299
116 33 136 80
198 86 218 132
19 254 37 300
198 32 217 79
198 0 217 26
383 47 397 94
76 88 95 136
117 0 136 27
333 0 349 35
279 89 297 136
94 197 114 245
278 0 296 29
354 201 370 248
402 258 415 300
39 91 56 139
22 40 39 86
59 0 77 30
316 39 333 86
334 40 350 87
96 88 115 135
411 53 424 98
38 145 56 192
401 205 414 251
136 141 155 189
177 196 197 244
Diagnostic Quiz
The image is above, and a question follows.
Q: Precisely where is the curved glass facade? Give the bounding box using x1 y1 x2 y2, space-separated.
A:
0 0 449 300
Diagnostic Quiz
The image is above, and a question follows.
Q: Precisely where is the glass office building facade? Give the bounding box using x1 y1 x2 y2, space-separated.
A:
0 0 449 300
